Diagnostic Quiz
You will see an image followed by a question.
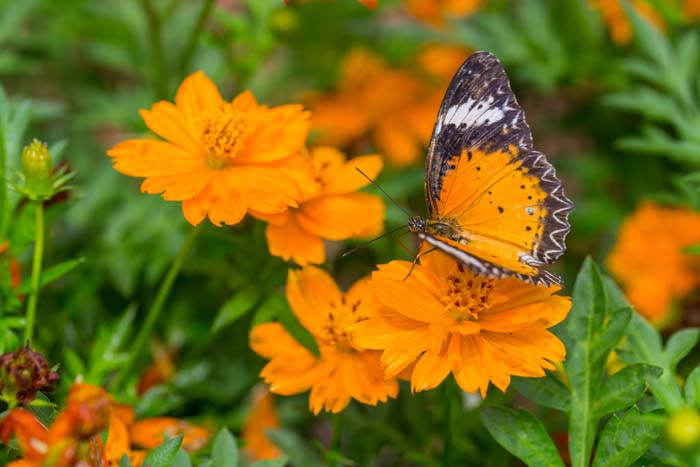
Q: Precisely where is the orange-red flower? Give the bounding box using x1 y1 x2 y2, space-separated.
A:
242 386 283 461
589 0 666 44
108 71 312 226
252 147 384 265
308 49 442 166
351 251 571 396
607 202 700 325
405 0 483 26
250 266 398 414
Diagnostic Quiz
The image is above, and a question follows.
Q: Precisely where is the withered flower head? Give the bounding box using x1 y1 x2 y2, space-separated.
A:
0 344 59 406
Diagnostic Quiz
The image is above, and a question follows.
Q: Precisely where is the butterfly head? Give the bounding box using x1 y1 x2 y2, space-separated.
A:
407 216 426 234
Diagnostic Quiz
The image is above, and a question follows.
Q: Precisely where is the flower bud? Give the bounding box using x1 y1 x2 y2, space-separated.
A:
0 344 59 406
20 139 53 200
667 407 700 450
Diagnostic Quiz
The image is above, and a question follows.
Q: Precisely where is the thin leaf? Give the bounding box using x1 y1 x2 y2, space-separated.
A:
481 407 565 467
594 364 662 416
211 428 238 467
16 257 85 293
591 407 664 467
212 286 260 333
142 436 183 467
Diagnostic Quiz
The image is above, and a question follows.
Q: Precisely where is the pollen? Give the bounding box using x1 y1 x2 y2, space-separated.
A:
199 106 250 169
441 266 495 323
321 295 363 352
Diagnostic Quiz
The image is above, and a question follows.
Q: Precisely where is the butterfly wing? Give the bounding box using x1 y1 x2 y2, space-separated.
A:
422 51 573 286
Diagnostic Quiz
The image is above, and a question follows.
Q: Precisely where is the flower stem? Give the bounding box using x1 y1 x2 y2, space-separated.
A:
24 201 44 344
113 225 200 389
442 379 459 467
140 0 169 100
178 0 215 74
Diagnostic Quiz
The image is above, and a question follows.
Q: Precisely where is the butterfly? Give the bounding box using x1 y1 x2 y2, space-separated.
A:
407 51 574 286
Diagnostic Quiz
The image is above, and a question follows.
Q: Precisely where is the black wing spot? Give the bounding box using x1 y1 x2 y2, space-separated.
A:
520 185 525 189
497 206 504 213
526 226 532 231
476 166 481 171
467 151 473 161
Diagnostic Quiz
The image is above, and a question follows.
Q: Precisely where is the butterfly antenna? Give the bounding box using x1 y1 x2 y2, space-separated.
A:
342 225 408 257
355 167 411 217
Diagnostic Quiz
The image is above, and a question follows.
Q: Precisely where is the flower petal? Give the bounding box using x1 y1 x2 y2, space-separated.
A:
181 174 247 226
410 350 451 392
265 214 326 266
286 267 342 336
140 102 203 156
297 193 384 240
238 105 311 164
175 71 224 123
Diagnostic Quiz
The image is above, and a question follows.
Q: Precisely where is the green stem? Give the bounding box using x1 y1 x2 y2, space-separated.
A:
178 0 215 74
24 201 44 344
113 225 200 389
442 379 459 467
140 0 169 100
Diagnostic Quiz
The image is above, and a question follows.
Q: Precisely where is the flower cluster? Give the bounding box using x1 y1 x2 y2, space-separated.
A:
0 382 209 467
607 202 700 325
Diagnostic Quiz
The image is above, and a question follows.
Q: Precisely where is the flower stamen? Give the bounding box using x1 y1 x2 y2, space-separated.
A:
200 107 250 169
441 265 495 323
321 296 363 351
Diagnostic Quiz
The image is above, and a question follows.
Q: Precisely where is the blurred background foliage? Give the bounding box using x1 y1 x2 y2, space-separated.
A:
1 0 700 465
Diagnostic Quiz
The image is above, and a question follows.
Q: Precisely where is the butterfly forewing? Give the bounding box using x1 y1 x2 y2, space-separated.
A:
421 51 573 285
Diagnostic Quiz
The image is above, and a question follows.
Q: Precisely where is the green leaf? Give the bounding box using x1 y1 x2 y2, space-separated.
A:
594 364 662 416
480 407 565 467
211 428 238 467
684 366 700 408
267 428 324 467
250 457 289 467
272 294 319 358
119 454 133 467
212 286 260 333
591 308 632 367
665 329 700 372
591 407 664 467
627 4 673 70
16 257 85 293
142 436 183 467
172 449 192 467
512 373 570 412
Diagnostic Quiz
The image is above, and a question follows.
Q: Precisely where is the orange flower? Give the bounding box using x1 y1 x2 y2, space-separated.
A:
309 49 441 166
351 251 571 396
136 343 176 395
250 266 399 414
108 71 312 226
405 0 482 26
252 147 384 265
607 202 700 325
0 409 47 464
242 386 283 461
589 0 666 44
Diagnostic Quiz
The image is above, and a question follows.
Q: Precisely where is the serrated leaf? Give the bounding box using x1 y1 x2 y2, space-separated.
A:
512 373 570 412
16 257 85 293
211 428 238 467
684 366 700 408
267 428 324 467
594 364 662 416
665 329 700 372
591 407 663 467
142 436 183 467
481 407 565 467
212 286 260 333
250 457 289 467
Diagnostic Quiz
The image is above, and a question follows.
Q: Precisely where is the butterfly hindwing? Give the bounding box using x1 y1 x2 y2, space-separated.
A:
422 51 573 285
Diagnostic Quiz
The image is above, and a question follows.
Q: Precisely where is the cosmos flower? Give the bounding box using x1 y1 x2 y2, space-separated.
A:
405 0 483 26
252 146 384 265
351 251 571 396
242 386 283 461
308 49 441 166
607 202 700 325
108 71 312 226
250 266 398 414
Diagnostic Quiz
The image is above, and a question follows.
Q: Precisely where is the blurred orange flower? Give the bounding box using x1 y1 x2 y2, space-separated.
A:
242 386 282 461
351 251 571 396
607 202 700 325
589 0 666 44
108 71 312 226
309 49 441 166
686 0 700 19
250 266 398 414
252 147 384 265
405 0 483 26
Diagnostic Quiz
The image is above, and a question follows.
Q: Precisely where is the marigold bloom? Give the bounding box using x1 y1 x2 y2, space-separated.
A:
351 251 571 396
252 147 384 265
108 71 312 226
607 202 700 324
309 49 441 166
405 0 482 26
242 386 283 461
589 0 666 44
250 266 398 414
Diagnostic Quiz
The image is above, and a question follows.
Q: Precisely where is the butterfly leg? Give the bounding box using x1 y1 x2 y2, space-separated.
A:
402 246 438 281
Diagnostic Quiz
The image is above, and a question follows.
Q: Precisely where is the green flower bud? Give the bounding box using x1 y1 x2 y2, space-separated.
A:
20 139 53 200
667 407 700 450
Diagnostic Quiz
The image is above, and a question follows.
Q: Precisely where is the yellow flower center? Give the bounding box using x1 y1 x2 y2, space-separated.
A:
441 264 495 322
321 295 363 352
200 106 250 169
